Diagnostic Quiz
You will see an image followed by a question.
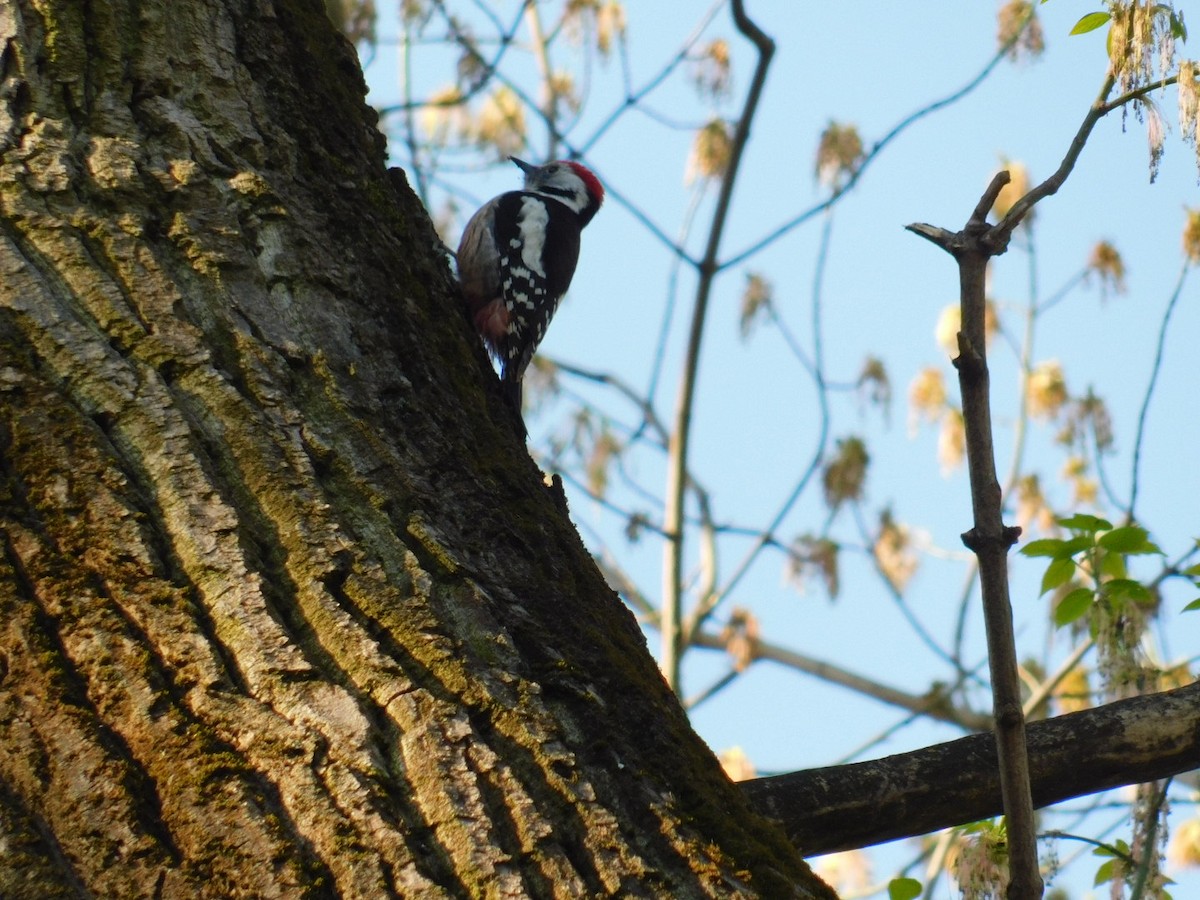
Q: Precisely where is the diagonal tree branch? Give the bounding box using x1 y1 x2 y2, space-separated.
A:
993 74 1116 240
691 630 993 731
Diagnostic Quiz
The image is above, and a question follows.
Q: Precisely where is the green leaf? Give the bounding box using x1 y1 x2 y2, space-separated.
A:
1055 587 1094 626
1062 535 1096 557
1021 538 1067 558
1071 11 1112 35
1094 858 1116 885
888 877 923 900
1021 536 1091 559
1057 513 1113 533
1099 550 1128 579
1181 563 1200 577
1104 578 1153 605
1171 9 1188 41
1098 526 1162 555
1182 597 1200 612
1040 557 1076 595
959 818 995 834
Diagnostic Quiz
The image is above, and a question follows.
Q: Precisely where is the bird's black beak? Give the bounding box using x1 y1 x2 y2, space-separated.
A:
509 156 536 175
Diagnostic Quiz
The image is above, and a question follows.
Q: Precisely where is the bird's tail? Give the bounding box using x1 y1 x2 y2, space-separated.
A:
500 373 527 438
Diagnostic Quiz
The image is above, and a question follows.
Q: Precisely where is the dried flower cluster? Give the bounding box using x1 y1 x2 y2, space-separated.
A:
815 121 864 189
822 437 869 511
686 119 734 184
738 272 773 339
997 0 1044 61
1085 240 1128 298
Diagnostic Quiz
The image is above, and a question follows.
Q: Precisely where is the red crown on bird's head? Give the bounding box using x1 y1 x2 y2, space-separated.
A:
561 160 605 208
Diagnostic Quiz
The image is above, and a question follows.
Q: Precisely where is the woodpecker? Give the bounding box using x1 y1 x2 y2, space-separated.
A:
457 156 604 428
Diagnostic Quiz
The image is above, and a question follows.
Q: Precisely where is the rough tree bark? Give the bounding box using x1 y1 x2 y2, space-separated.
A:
0 1 831 896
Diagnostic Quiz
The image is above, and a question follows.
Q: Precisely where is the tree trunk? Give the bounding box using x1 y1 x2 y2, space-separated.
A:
0 1 832 897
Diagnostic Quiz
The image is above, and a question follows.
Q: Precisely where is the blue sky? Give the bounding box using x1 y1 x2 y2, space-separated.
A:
365 2 1199 895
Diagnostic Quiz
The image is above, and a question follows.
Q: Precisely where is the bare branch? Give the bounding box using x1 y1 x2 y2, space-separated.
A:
378 0 529 115
908 173 1042 899
742 682 1200 856
724 8 1035 270
552 360 671 444
1099 74 1181 115
994 74 1116 240
970 170 1012 229
1128 261 1190 520
685 209 834 640
661 0 775 692
690 630 992 731
1022 639 1094 720
578 0 726 155
523 2 557 158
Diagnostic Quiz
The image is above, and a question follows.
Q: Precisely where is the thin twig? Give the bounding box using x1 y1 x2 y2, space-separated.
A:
1099 74 1181 114
994 74 1116 239
849 503 964 673
379 0 529 115
1035 268 1086 316
661 0 775 693
578 0 726 155
689 630 992 730
644 186 707 423
899 57 1185 893
722 8 1034 270
1022 638 1094 718
684 206 832 640
399 23 428 203
553 360 671 443
684 668 740 711
703 203 840 616
1037 830 1139 865
523 2 558 158
1127 261 1189 520
838 655 995 768
1129 779 1171 900
550 466 670 539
